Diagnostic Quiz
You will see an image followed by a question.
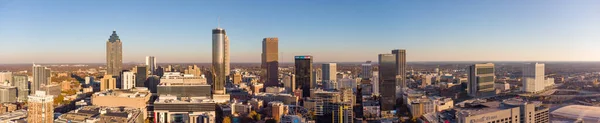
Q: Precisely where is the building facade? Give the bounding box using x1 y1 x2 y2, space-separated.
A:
28 91 54 123
360 61 373 79
135 65 148 87
378 54 397 111
468 63 496 98
100 75 117 91
295 56 313 98
122 71 136 89
262 37 279 87
12 75 28 102
32 64 50 94
392 49 407 89
106 30 123 77
146 56 156 75
212 28 227 95
322 63 337 88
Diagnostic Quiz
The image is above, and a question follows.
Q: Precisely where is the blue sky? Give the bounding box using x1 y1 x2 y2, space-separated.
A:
0 0 599 63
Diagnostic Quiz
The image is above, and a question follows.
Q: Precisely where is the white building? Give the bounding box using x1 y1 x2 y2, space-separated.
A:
122 71 136 89
322 63 337 89
522 63 554 93
0 71 12 84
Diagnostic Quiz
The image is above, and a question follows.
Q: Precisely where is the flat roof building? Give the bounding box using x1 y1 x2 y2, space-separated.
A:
91 88 151 118
54 106 143 123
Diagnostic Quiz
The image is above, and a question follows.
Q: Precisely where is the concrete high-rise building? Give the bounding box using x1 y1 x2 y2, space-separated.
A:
106 30 123 77
360 61 373 79
122 71 136 89
468 63 496 98
32 64 50 94
146 56 156 75
262 37 279 87
295 56 313 98
372 71 379 96
135 66 148 87
0 71 12 84
28 91 54 123
322 63 337 85
283 74 295 93
100 75 117 91
0 85 17 103
522 63 554 93
13 75 29 102
212 28 227 95
378 54 397 111
392 49 407 89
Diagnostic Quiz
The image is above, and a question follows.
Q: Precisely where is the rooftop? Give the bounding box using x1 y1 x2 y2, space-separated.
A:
154 95 215 104
93 88 150 98
55 106 142 123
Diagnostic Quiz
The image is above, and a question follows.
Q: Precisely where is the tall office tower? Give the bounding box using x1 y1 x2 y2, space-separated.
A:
135 66 148 87
392 49 407 89
262 37 279 87
32 64 50 94
122 71 136 89
28 91 54 123
468 63 496 98
378 54 397 111
146 56 156 75
360 61 373 79
13 75 29 102
224 35 231 77
0 71 12 83
100 75 116 91
295 56 313 98
523 63 547 93
322 63 337 85
212 28 227 95
106 30 123 77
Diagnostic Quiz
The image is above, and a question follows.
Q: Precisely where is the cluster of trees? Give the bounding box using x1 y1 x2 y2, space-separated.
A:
222 111 264 123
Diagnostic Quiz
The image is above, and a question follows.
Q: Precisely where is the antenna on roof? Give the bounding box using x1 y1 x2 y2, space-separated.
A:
217 16 221 28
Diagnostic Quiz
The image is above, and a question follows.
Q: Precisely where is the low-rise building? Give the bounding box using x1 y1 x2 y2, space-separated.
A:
91 88 151 118
54 106 144 123
455 98 549 123
153 95 216 123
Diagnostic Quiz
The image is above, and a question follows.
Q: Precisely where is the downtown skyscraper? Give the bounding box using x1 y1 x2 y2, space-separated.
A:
106 30 123 77
146 56 156 75
32 64 50 94
378 54 397 111
295 56 313 98
262 37 279 87
392 49 406 89
212 28 227 95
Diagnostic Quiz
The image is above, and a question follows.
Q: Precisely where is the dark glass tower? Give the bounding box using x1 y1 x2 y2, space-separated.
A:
294 56 313 98
392 49 406 89
378 54 397 111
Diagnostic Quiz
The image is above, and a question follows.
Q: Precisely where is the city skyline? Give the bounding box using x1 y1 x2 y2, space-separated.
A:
1 0 599 63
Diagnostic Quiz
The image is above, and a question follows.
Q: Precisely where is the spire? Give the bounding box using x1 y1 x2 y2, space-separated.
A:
109 30 120 42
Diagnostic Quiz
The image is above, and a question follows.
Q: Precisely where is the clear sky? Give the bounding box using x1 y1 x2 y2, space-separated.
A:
0 0 599 63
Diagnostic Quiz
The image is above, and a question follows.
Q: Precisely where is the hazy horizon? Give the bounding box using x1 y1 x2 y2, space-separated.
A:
1 0 599 63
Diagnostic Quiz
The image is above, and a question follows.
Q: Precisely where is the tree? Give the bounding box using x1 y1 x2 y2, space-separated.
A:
53 95 65 105
223 116 232 123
